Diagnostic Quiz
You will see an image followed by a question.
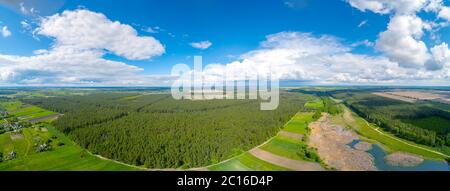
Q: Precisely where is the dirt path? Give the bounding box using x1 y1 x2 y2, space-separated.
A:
249 148 324 171
309 114 377 171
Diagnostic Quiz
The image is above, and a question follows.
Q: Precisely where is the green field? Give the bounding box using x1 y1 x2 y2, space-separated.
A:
13 106 55 120
304 99 324 110
1 101 22 111
335 106 448 160
282 112 314 134
260 135 320 162
0 126 138 171
208 153 290 171
0 101 55 121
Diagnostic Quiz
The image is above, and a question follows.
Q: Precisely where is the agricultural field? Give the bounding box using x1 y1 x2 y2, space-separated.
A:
304 99 324 110
208 111 324 171
0 101 56 122
283 112 314 135
207 153 291 171
374 90 450 104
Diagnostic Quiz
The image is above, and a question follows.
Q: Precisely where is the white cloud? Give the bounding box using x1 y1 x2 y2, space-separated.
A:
19 2 36 15
37 9 165 60
20 2 28 14
190 41 212 50
351 39 374 47
20 20 31 30
1 26 11 37
439 6 450 21
347 0 428 14
358 20 368 27
190 32 448 85
32 49 49 55
144 26 160 33
428 42 450 70
0 9 166 85
376 15 430 68
347 0 450 71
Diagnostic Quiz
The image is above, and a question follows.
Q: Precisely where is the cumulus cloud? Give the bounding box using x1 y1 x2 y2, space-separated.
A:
0 9 166 85
439 6 450 21
347 0 428 14
376 15 430 68
187 32 447 85
347 0 450 71
37 9 165 60
1 26 11 37
190 41 212 50
428 42 450 70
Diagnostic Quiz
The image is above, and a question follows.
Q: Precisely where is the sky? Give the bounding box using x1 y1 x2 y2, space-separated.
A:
0 0 450 86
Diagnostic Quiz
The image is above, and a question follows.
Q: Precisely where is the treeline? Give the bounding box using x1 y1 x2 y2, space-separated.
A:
335 92 450 147
24 92 313 168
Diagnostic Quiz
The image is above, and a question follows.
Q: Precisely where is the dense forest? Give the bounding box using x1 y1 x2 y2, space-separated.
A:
23 92 315 168
333 92 450 147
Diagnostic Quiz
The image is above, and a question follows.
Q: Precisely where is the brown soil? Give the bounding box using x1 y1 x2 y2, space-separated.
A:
308 114 377 171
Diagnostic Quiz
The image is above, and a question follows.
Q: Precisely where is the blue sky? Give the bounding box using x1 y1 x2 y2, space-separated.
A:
0 0 450 86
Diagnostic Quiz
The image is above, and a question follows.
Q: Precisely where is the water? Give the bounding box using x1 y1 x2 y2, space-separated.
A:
347 140 449 171
347 140 360 148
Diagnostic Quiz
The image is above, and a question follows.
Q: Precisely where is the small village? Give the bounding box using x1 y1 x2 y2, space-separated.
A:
0 109 52 163
0 111 29 134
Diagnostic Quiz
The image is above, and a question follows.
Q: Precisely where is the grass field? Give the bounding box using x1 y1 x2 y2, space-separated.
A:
336 106 448 160
283 112 314 134
0 101 56 121
13 106 55 120
260 135 319 162
1 101 22 111
304 99 324 110
0 126 138 171
208 153 290 171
